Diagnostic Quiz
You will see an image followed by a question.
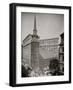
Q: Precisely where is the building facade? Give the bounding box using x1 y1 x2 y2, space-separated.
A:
59 33 64 73
39 38 59 57
39 38 59 70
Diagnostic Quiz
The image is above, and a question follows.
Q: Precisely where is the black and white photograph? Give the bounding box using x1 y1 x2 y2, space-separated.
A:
21 13 64 77
9 3 71 86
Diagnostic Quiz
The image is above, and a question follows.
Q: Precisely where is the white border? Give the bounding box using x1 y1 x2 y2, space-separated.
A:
16 6 69 84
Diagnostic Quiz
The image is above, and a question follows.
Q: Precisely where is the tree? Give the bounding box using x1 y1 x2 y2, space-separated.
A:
21 65 32 77
49 58 59 70
49 58 62 75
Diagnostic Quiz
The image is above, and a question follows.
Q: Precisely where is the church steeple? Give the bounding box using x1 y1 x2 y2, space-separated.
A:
33 15 37 35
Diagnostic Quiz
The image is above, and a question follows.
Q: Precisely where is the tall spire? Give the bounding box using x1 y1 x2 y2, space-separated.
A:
34 15 36 30
33 15 37 35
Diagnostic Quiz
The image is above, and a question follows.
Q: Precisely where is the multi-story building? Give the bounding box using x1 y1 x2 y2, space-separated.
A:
39 38 59 70
22 16 40 71
59 33 64 73
39 38 59 56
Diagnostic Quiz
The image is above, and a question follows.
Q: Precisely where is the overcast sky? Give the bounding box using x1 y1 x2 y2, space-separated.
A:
21 13 64 41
